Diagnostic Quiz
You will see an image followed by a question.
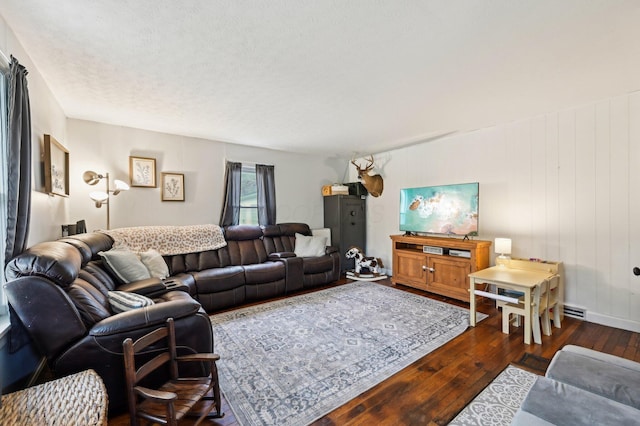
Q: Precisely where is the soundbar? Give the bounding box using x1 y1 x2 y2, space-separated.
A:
423 245 444 255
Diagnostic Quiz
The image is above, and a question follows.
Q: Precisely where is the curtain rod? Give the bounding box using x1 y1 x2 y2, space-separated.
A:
226 160 258 166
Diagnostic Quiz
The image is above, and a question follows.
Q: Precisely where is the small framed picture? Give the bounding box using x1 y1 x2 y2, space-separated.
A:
44 134 69 197
161 172 185 201
129 156 156 187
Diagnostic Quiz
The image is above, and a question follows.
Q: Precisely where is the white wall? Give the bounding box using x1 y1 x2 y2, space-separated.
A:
356 92 640 332
67 119 344 232
0 14 69 246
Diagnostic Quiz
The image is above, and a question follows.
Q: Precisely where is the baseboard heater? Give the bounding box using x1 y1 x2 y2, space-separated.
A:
563 304 586 319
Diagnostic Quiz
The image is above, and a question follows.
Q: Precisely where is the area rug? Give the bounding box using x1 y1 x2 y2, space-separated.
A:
210 282 486 426
448 365 538 426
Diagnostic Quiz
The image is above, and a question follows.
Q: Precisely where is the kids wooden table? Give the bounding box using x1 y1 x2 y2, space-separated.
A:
468 259 562 345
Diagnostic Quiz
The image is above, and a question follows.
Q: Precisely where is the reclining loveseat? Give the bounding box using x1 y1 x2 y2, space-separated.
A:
4 222 340 414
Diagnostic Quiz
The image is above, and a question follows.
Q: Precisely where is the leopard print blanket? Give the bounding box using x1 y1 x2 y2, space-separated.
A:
102 224 227 255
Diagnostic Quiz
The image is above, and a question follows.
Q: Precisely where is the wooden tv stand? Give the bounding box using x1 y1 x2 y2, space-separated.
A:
390 234 491 302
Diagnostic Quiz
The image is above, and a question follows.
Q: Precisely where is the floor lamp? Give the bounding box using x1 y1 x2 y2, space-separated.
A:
83 170 129 230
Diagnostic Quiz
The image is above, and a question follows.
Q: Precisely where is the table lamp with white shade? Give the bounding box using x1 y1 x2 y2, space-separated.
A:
495 237 512 267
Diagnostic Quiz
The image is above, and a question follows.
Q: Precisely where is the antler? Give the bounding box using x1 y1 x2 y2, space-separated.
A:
351 155 375 171
363 155 375 171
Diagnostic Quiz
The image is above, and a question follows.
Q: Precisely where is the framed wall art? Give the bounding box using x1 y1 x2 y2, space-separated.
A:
161 172 185 201
44 134 69 197
129 156 157 187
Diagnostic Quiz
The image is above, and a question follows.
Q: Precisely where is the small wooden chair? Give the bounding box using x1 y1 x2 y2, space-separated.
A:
501 277 552 344
123 318 224 426
541 274 562 335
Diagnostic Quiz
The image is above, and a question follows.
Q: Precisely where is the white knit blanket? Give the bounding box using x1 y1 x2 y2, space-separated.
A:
102 224 227 255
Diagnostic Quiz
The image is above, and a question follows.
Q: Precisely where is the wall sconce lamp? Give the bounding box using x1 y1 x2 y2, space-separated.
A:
83 170 129 230
495 237 512 267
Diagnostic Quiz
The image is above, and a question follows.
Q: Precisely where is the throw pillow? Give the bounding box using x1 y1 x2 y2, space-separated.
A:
294 233 327 257
108 291 154 313
139 249 170 279
98 249 151 283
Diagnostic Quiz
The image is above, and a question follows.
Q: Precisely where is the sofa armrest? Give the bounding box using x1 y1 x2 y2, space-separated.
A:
90 296 202 336
5 276 87 360
269 251 296 260
119 277 189 298
325 245 339 255
161 279 189 293
560 345 640 373
268 255 304 293
513 376 640 425
118 277 166 295
546 345 640 409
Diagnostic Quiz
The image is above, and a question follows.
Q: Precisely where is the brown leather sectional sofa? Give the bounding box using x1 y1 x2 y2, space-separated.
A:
4 222 340 414
170 223 341 312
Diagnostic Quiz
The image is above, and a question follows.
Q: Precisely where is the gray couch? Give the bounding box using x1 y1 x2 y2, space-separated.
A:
512 345 640 425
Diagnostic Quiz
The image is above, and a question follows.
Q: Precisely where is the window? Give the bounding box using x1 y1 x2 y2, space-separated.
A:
239 164 258 225
220 161 275 227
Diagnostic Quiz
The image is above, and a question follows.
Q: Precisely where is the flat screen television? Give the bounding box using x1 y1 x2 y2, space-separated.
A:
399 182 479 236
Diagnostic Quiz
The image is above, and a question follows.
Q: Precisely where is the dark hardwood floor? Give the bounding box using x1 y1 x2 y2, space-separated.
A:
109 278 640 425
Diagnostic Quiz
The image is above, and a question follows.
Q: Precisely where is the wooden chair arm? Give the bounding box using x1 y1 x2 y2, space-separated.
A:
135 385 177 402
176 353 221 363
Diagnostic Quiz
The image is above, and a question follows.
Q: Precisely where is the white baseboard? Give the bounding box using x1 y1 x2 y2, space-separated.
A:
586 311 640 333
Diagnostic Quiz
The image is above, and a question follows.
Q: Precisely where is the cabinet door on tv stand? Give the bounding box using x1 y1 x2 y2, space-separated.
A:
392 251 428 291
426 256 472 300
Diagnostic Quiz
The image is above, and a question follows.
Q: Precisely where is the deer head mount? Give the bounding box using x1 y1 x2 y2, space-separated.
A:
351 155 384 197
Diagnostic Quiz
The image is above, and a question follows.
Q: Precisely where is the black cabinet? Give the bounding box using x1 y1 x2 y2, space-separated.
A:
323 195 366 272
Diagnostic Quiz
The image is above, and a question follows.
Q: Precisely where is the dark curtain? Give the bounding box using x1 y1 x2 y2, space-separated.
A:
256 164 276 226
4 57 32 353
219 161 242 226
5 56 31 262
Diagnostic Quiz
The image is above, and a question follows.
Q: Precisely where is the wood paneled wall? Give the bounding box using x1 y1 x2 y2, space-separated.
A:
363 91 640 332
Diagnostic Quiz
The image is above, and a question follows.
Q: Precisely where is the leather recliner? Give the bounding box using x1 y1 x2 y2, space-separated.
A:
262 223 341 289
4 233 213 415
188 225 289 312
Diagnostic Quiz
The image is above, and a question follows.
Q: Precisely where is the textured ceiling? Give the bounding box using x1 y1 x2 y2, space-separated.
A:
1 1 640 155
